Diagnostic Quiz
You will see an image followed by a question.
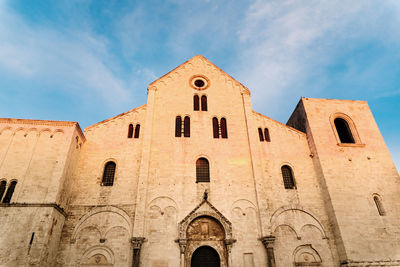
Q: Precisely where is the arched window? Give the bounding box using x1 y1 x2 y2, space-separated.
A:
196 158 210 182
175 116 182 137
194 95 200 111
134 124 140 138
128 124 134 138
184 116 190 137
334 118 355 144
212 117 219 138
102 162 116 186
281 165 295 189
264 128 270 142
201 95 208 111
0 180 7 202
373 195 385 216
258 128 264 141
2 180 17 203
220 118 228 138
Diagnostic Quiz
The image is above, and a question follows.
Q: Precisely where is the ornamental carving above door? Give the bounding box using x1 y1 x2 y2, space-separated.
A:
187 216 225 241
185 216 227 267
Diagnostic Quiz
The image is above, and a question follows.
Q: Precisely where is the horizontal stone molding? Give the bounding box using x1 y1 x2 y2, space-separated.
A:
341 260 400 266
0 202 67 217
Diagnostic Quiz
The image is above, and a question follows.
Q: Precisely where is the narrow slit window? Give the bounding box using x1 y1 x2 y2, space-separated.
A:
258 128 264 142
0 180 7 202
334 118 355 143
29 232 35 245
194 95 200 111
102 162 116 186
201 95 208 111
134 124 140 138
196 158 210 182
221 118 228 138
184 116 190 137
281 165 295 189
2 180 17 203
128 124 134 138
264 128 270 142
212 117 219 138
175 116 182 137
373 196 385 216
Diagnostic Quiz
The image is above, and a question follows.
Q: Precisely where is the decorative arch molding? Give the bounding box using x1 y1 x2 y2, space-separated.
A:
0 126 13 135
274 224 300 240
71 206 132 241
293 244 322 266
14 127 26 135
230 198 257 212
147 195 178 211
270 205 327 239
38 128 51 134
81 245 114 266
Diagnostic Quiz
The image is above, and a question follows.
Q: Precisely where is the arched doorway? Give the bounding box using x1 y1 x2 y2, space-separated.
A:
191 246 220 267
184 216 228 267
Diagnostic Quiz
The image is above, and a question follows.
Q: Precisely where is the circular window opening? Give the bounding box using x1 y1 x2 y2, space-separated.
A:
190 76 209 90
194 79 205 88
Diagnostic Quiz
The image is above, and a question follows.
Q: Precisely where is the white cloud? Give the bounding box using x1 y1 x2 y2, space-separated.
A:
0 3 132 107
235 0 400 119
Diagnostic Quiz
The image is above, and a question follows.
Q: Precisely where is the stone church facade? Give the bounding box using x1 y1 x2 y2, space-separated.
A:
0 55 399 267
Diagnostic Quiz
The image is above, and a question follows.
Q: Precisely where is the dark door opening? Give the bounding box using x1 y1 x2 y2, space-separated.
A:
191 246 220 267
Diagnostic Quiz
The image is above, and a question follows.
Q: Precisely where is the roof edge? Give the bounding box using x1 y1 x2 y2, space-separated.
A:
149 55 251 95
85 104 147 131
252 110 306 136
0 118 86 141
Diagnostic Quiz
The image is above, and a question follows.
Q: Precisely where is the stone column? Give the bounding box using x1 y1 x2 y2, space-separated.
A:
131 237 145 267
261 236 276 267
176 239 187 267
224 238 236 267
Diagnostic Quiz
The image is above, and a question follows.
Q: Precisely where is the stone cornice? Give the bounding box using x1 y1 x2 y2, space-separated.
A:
0 118 86 142
0 202 67 217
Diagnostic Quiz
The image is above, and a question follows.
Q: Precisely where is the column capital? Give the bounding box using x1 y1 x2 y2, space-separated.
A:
175 239 187 254
224 238 236 253
131 237 146 249
260 235 275 249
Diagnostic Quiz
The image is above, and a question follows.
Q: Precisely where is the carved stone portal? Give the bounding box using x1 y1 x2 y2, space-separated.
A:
185 216 227 267
177 197 235 267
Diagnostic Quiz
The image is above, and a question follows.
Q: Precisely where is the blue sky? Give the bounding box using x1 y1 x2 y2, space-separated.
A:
0 0 399 171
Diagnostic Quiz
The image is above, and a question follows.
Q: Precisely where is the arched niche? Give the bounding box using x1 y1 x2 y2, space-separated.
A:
81 245 114 267
293 244 322 267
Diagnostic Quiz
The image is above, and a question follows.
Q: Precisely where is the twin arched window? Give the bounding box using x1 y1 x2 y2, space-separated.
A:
102 162 116 186
196 158 210 182
281 165 295 189
212 117 228 139
175 116 190 137
258 128 271 142
128 124 140 139
0 180 17 203
194 95 207 111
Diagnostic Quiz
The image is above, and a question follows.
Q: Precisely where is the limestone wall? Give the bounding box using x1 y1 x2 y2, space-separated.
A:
252 112 338 267
290 98 400 264
57 106 146 266
0 119 83 205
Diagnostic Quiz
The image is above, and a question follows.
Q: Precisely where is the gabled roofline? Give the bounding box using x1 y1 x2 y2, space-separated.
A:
252 110 306 136
0 118 86 141
149 55 251 95
85 104 147 131
300 96 367 103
